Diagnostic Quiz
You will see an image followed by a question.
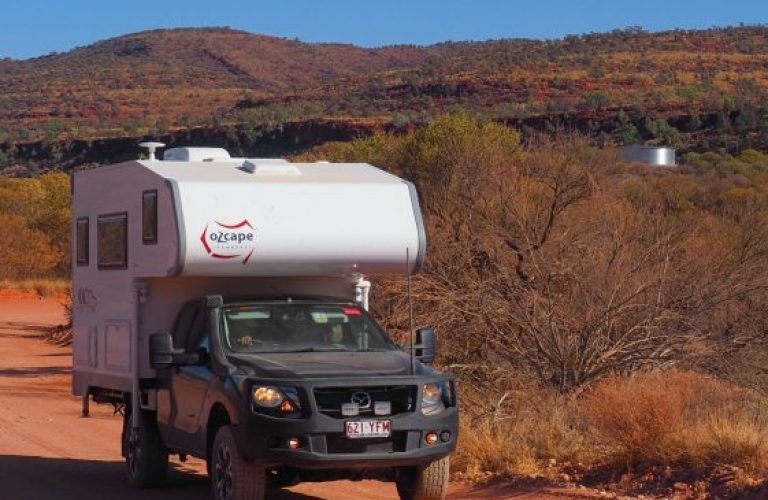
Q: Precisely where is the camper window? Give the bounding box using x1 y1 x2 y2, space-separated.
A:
97 212 128 269
142 190 158 245
76 217 89 265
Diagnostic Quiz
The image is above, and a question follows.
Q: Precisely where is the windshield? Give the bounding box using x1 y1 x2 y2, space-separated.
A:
221 303 396 354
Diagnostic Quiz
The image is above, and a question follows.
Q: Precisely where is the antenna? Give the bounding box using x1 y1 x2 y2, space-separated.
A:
138 141 166 161
407 247 416 376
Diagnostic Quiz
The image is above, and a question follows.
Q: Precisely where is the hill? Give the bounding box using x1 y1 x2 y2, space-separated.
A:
2 25 768 172
0 28 426 140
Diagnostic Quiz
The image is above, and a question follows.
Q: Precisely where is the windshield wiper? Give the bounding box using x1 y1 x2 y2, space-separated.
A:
277 346 350 353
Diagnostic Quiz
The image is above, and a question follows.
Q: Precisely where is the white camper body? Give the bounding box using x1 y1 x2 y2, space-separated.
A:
71 149 426 397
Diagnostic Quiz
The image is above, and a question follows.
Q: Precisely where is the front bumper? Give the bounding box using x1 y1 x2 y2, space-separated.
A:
234 376 459 469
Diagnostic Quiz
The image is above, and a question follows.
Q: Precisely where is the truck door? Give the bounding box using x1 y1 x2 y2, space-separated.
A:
159 302 213 454
174 307 212 434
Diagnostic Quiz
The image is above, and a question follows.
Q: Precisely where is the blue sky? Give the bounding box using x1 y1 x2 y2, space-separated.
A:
1 0 767 59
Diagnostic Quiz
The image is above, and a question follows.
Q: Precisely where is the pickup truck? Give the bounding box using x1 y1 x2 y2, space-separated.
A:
128 295 458 500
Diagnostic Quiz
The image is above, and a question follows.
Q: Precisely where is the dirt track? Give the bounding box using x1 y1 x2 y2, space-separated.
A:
0 297 585 500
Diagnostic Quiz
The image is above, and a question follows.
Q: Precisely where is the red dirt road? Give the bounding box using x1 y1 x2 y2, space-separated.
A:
0 298 584 500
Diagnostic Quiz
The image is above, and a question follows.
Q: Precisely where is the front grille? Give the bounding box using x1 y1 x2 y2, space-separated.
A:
313 385 416 419
326 432 408 454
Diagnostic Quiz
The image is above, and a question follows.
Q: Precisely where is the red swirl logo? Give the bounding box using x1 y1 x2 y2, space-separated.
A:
200 220 257 264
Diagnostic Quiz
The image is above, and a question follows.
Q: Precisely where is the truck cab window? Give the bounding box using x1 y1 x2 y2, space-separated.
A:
221 303 395 353
171 302 199 349
186 308 208 352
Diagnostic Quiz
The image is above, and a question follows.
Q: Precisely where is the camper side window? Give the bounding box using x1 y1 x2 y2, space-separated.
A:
76 217 89 266
142 190 158 245
97 212 128 269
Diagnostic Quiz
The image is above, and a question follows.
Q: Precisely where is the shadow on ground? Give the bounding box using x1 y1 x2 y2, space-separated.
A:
0 455 323 500
0 321 54 339
0 367 70 377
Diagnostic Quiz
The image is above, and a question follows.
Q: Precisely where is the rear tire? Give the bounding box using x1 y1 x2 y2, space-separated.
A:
210 425 266 500
123 409 169 488
395 456 450 500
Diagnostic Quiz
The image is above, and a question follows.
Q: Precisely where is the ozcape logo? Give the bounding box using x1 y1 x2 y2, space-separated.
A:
200 219 257 264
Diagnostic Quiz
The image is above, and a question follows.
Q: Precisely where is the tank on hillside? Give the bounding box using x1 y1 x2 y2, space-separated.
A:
620 145 676 166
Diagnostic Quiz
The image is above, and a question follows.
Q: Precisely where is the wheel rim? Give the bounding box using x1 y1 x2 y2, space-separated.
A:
126 427 141 477
214 442 234 500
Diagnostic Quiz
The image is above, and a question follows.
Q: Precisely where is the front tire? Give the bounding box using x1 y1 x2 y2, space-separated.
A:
395 456 450 500
210 425 266 500
123 409 169 488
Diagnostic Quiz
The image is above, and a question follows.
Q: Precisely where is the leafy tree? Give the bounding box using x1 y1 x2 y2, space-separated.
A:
0 214 60 279
617 109 641 145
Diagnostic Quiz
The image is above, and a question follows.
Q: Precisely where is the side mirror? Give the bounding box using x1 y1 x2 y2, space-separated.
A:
150 333 175 369
414 327 437 364
149 333 205 369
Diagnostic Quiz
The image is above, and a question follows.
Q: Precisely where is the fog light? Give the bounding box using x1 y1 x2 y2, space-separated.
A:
374 401 392 416
287 437 301 449
440 431 451 443
425 431 438 445
341 402 359 416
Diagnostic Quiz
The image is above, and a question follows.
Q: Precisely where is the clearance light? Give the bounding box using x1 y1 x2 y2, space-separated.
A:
342 307 362 316
425 431 439 445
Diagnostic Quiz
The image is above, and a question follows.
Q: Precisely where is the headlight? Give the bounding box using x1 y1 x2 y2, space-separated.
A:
253 386 283 407
252 385 302 417
421 383 445 416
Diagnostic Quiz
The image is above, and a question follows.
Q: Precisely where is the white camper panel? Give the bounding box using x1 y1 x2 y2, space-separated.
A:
72 162 179 393
149 161 424 277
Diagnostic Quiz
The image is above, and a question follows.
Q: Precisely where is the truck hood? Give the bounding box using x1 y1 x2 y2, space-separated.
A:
228 350 430 379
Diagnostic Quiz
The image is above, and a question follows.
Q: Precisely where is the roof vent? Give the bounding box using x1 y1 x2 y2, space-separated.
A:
242 159 299 175
163 147 231 162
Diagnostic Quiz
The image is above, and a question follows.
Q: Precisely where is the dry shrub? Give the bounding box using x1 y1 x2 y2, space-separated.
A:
32 279 65 297
699 410 768 474
39 288 73 346
581 371 694 463
452 369 768 482
452 373 586 479
453 417 541 480
581 370 768 473
0 215 60 279
0 278 70 297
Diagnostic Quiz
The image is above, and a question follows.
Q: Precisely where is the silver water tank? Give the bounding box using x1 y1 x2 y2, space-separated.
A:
620 145 676 166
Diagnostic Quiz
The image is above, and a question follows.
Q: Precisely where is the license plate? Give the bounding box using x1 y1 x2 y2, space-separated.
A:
344 420 391 438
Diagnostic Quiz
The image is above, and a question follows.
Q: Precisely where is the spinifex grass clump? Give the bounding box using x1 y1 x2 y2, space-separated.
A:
580 371 768 474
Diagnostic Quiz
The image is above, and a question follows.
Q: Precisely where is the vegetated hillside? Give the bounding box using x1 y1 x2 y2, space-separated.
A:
2 25 768 172
0 28 426 141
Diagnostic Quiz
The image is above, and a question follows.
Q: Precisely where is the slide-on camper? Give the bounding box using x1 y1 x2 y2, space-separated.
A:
72 143 458 500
